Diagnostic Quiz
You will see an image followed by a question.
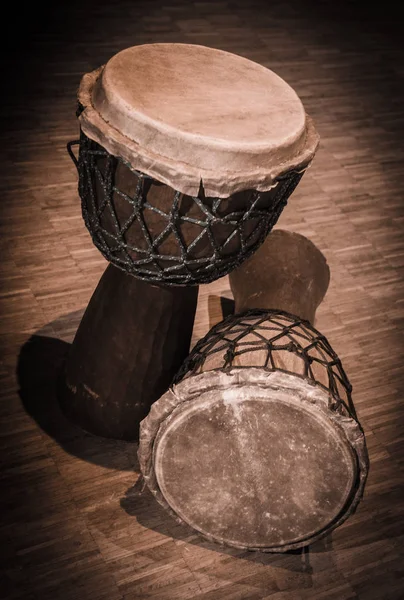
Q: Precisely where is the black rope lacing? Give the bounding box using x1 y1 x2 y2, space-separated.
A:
68 131 303 286
174 308 356 419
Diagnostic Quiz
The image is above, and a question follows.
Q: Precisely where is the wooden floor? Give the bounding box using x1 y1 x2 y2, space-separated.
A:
1 1 404 598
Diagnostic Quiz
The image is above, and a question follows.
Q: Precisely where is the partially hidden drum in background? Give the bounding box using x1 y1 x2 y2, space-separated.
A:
61 44 320 440
139 231 369 551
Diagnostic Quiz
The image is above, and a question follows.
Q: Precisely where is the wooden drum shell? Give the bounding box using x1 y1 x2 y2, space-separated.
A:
75 132 303 285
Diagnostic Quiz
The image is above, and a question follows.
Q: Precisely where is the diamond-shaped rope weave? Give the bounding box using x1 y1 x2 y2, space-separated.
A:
174 309 356 419
68 132 303 285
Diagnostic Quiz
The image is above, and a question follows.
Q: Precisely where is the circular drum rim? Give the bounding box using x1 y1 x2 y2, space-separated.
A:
77 44 320 198
139 368 369 552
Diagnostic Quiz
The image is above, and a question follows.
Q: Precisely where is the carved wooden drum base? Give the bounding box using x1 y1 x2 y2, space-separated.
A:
59 264 198 440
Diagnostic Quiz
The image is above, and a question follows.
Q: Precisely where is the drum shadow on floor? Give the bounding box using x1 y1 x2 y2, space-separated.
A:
205 294 235 334
16 311 139 472
16 295 235 472
120 479 333 574
220 295 235 318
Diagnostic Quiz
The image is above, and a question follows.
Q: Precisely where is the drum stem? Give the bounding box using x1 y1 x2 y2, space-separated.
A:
229 230 330 324
59 264 198 440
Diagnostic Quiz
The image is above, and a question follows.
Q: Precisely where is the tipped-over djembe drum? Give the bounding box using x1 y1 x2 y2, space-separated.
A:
139 231 369 551
61 44 319 440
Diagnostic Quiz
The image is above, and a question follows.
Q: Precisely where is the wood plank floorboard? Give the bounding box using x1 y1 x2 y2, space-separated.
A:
1 1 403 598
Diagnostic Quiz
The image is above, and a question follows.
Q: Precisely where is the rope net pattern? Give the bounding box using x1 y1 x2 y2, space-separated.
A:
174 309 356 418
68 132 303 285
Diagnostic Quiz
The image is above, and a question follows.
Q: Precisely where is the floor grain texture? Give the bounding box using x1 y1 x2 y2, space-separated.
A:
1 1 404 598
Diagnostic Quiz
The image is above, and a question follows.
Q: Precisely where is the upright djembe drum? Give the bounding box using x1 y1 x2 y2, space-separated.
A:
139 231 369 551
61 44 319 440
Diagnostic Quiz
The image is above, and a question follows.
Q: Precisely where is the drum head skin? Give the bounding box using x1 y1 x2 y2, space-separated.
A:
78 44 319 197
139 369 368 552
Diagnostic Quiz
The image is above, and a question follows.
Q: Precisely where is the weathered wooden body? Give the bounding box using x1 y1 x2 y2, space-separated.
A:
60 264 197 440
76 132 304 285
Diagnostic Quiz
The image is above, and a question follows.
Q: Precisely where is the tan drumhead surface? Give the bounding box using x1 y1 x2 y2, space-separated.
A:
94 44 305 154
78 44 319 196
153 384 357 549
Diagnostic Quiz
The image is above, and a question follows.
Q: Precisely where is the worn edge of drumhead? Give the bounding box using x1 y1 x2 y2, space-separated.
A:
77 64 319 198
153 384 357 549
138 368 369 552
